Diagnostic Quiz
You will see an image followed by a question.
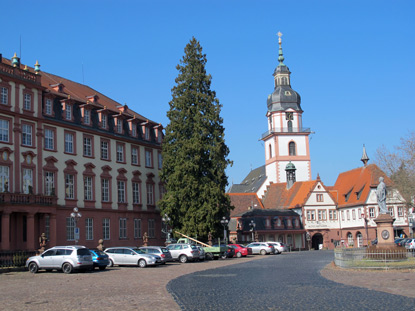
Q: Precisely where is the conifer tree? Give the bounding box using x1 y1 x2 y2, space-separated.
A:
159 37 232 240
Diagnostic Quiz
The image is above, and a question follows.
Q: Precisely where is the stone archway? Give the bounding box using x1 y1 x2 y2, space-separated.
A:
311 233 323 250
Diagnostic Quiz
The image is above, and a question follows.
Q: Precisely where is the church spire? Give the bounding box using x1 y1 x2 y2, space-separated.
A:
277 31 285 66
361 144 370 166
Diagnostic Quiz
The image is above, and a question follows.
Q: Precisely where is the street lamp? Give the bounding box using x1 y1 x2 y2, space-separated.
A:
162 214 171 244
361 213 369 247
249 220 256 242
70 207 82 245
220 217 229 244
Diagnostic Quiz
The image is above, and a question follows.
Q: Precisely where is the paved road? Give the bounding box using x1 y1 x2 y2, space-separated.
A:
168 251 415 311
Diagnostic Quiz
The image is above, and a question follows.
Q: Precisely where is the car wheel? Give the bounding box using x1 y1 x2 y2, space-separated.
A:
206 253 214 260
108 259 114 267
220 253 227 260
62 263 73 274
138 259 147 268
179 255 188 263
28 262 39 273
236 252 242 258
260 249 266 255
99 266 106 271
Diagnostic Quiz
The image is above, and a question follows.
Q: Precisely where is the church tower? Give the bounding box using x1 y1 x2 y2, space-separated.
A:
261 33 312 184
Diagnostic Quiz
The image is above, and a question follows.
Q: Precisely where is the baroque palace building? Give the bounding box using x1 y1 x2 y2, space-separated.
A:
0 53 165 251
229 34 411 249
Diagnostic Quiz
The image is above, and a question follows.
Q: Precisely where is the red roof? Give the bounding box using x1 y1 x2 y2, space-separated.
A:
262 180 318 210
228 193 264 217
1 56 157 125
332 164 392 208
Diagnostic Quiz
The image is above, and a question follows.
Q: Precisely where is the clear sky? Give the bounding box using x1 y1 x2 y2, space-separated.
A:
2 0 414 188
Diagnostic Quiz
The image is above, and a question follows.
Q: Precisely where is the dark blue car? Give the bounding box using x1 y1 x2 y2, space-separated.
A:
89 249 110 270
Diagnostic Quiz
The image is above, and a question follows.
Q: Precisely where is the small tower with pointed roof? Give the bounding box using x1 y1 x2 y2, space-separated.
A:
361 144 369 166
262 32 312 186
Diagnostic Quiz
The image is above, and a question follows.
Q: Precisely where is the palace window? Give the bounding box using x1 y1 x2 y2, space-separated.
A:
66 217 75 241
44 171 54 195
64 132 75 154
85 218 93 240
119 218 127 239
83 136 93 157
132 182 141 204
131 147 139 165
84 110 90 125
101 140 109 160
117 180 126 203
22 124 32 146
101 114 107 129
101 178 110 202
145 149 153 167
148 219 155 238
103 218 110 240
1 87 8 105
65 174 75 199
0 119 9 142
44 128 54 150
84 176 93 201
23 93 32 110
0 166 9 192
134 219 142 239
146 183 154 205
22 168 33 194
65 104 72 120
116 144 125 163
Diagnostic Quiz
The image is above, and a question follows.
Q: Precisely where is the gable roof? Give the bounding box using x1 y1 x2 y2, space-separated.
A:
333 164 392 208
228 165 266 194
262 180 318 210
228 193 264 217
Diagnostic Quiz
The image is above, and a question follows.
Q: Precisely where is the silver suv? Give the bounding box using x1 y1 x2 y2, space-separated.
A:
166 243 200 263
105 247 162 267
246 242 275 255
26 245 93 274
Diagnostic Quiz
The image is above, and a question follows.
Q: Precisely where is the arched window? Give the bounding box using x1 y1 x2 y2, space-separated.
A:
356 232 363 248
289 142 296 156
269 144 272 159
287 120 293 132
347 232 354 247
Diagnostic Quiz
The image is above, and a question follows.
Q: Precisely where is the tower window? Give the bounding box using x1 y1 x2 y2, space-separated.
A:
289 142 296 156
269 144 272 159
288 120 293 132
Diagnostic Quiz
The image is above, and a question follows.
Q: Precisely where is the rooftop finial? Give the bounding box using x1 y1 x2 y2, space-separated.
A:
361 144 370 166
277 31 285 65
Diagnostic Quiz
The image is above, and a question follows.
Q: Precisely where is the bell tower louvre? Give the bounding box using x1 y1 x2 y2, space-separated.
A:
261 32 312 185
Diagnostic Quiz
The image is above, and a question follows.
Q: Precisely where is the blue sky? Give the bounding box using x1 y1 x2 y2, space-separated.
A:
2 0 414 188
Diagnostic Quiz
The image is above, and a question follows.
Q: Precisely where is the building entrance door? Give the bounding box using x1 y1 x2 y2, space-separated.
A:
311 233 323 250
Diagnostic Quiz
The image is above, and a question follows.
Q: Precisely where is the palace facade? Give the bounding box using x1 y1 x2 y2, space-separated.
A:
0 53 165 251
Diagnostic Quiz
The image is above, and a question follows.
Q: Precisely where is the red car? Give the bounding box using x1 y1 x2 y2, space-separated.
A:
228 244 250 258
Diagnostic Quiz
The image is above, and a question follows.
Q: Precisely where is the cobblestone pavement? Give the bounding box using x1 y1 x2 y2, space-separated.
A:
168 251 415 311
1 251 415 311
0 255 264 311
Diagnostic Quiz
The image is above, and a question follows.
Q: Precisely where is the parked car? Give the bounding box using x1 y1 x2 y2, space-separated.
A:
196 246 206 261
246 242 275 255
166 243 200 263
397 238 411 247
405 239 415 250
139 246 173 264
104 247 162 268
266 242 288 254
394 238 404 246
228 244 249 257
89 249 110 270
26 245 93 274
211 245 235 259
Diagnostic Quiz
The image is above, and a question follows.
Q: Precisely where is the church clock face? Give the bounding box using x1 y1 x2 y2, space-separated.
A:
381 230 390 240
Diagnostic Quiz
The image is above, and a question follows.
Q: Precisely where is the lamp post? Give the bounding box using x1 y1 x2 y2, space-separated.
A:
70 207 82 245
220 217 229 244
162 214 171 245
361 213 369 247
249 220 256 242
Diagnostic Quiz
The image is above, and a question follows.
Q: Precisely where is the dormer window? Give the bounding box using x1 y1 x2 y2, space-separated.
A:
65 104 72 120
84 109 90 125
45 99 52 115
101 114 107 129
117 119 123 134
145 127 150 140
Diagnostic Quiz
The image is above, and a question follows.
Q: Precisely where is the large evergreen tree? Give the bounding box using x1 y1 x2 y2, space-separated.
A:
159 37 233 240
